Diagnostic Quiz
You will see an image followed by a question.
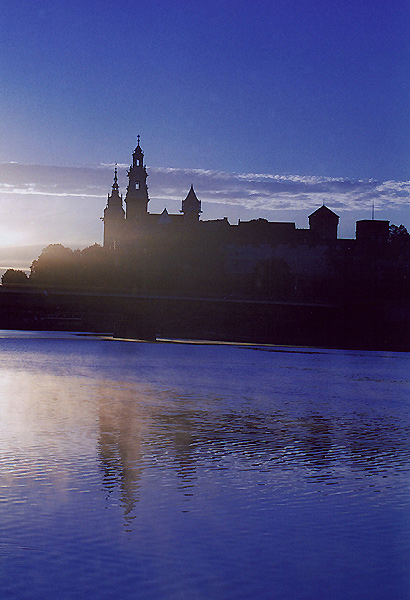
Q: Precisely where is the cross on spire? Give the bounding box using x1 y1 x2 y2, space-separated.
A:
137 134 140 146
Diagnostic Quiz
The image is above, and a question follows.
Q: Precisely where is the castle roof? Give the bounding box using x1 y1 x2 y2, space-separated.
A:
308 205 339 221
183 184 200 204
181 184 201 216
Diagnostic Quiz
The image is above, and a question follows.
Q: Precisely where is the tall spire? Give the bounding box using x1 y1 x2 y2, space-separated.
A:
137 134 140 147
106 163 123 207
112 163 119 191
103 163 125 249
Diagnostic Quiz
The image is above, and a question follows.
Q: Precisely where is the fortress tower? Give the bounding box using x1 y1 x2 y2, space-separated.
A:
308 205 339 241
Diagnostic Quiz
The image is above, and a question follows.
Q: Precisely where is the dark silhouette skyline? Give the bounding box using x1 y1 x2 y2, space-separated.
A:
1 139 409 350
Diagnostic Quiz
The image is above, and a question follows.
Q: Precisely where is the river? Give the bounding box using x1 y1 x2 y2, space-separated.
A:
0 331 409 599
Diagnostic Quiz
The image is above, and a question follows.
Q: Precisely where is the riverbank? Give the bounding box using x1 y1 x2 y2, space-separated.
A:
0 286 408 351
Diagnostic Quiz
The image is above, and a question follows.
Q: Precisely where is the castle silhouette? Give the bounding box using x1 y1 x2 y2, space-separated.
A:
102 137 395 303
1 137 407 348
103 136 352 249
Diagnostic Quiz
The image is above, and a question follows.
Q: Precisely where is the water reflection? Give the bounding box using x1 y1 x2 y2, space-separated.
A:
98 390 144 524
1 334 410 599
92 383 410 526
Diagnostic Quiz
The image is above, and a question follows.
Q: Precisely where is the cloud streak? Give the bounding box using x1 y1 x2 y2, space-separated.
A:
149 167 410 215
0 161 409 270
1 161 409 214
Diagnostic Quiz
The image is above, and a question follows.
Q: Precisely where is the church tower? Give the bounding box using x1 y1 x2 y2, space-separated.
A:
125 135 149 222
103 165 125 249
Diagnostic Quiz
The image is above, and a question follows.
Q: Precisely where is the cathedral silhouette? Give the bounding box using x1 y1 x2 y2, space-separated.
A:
100 138 398 304
103 136 202 250
102 136 364 257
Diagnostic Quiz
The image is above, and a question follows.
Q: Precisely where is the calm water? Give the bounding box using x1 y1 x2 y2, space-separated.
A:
0 331 409 600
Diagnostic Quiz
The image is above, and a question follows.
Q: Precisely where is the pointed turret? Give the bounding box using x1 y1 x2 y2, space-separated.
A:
181 184 201 222
103 165 125 249
107 165 122 206
125 135 149 222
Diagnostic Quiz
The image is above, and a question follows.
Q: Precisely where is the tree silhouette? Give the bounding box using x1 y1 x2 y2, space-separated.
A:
388 224 410 254
30 244 79 286
2 269 29 285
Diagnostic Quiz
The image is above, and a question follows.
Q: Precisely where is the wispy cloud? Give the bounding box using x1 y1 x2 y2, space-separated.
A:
1 161 409 214
0 162 409 270
149 167 410 216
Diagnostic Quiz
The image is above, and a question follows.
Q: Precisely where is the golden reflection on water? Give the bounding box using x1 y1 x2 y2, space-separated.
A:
97 385 147 520
0 369 98 508
0 370 95 445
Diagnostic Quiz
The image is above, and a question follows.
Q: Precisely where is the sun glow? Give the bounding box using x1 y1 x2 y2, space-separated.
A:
0 229 28 248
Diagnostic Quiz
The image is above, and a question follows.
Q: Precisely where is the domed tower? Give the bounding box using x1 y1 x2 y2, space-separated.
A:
181 184 202 223
103 165 125 249
124 135 149 222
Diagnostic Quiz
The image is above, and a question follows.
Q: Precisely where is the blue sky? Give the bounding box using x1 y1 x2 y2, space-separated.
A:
0 0 409 268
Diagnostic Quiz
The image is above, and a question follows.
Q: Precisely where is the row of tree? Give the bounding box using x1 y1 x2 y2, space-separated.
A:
2 243 111 288
2 224 410 301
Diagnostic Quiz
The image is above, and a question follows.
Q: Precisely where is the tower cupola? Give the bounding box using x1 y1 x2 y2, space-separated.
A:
132 134 144 167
